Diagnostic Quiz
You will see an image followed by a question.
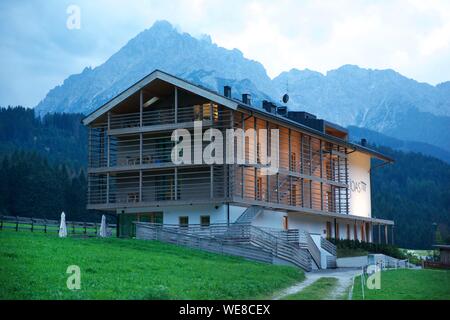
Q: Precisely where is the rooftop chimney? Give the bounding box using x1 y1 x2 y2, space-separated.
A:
262 100 277 114
277 106 288 116
242 94 252 105
361 138 367 147
224 86 231 98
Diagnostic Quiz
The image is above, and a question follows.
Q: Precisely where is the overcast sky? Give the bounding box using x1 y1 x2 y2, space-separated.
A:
1 0 449 108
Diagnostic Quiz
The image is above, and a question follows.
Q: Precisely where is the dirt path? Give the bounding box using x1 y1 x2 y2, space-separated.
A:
273 268 361 300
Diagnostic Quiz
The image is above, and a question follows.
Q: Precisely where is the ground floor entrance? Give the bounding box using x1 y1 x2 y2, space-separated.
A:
118 212 163 237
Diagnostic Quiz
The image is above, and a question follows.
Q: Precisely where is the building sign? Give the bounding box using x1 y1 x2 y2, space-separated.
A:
348 152 371 218
350 180 367 193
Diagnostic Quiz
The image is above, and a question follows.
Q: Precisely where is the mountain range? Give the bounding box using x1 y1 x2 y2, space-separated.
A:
35 20 450 155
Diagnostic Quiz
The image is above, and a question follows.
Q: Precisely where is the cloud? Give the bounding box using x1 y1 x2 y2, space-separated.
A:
0 0 449 107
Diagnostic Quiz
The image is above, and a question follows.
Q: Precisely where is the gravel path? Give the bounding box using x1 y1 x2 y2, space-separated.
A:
273 268 361 300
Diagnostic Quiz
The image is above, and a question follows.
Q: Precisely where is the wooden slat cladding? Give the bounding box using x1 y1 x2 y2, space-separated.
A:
231 111 349 215
86 83 349 215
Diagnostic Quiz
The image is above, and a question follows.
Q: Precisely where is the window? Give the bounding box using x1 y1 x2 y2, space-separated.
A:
282 216 289 230
326 221 332 239
290 153 297 172
200 215 210 227
291 184 298 206
194 103 212 121
256 177 262 200
179 216 189 227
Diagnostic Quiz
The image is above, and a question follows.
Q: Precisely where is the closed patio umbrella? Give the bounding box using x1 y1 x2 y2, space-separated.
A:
99 214 107 238
59 212 67 238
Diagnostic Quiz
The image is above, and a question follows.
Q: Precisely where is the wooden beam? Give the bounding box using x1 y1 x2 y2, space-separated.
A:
320 140 323 211
174 86 178 124
210 166 214 199
139 90 143 127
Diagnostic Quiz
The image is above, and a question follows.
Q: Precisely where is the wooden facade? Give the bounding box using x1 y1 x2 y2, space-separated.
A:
86 88 349 217
84 70 394 243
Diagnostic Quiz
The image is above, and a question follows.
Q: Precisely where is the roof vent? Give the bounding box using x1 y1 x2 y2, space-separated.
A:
242 94 252 106
224 86 231 98
262 100 277 114
361 138 367 147
277 106 288 116
287 111 324 132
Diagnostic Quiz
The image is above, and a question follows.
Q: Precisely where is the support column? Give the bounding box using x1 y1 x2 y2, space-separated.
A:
107 112 111 167
385 225 388 244
288 129 292 205
391 226 395 245
345 150 349 214
139 90 143 127
106 112 110 204
174 167 178 200
106 173 109 204
378 224 381 244
210 166 214 199
277 174 280 203
320 140 323 211
254 118 257 200
241 113 245 198
334 218 338 239
174 86 178 124
266 120 270 202
139 89 143 203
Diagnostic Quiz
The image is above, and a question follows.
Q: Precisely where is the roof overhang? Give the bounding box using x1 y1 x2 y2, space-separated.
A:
82 70 239 126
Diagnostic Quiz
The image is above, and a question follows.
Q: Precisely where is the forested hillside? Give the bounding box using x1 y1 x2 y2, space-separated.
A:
371 146 450 248
0 151 87 221
0 107 448 248
0 107 87 168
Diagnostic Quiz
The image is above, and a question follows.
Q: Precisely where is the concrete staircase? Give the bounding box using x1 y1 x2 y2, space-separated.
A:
235 206 264 224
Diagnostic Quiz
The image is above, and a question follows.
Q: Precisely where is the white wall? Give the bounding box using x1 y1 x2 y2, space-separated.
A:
288 214 329 236
252 209 285 229
348 152 372 218
119 203 248 225
162 204 226 224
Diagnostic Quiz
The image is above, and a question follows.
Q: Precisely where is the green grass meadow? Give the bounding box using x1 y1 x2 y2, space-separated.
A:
352 269 450 300
0 230 303 300
283 277 339 300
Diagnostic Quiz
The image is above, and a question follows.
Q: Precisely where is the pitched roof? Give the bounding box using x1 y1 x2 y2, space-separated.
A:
82 69 394 162
82 69 239 126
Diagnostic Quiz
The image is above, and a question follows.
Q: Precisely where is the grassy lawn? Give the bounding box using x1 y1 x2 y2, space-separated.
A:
352 269 450 300
283 277 339 300
0 230 303 300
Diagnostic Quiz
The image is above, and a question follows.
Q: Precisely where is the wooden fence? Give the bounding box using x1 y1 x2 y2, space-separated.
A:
0 215 116 237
